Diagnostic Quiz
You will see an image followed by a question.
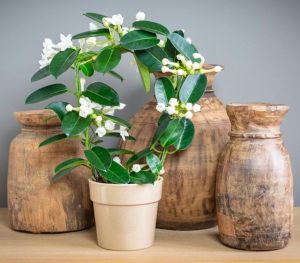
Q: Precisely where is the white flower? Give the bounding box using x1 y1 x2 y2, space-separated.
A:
119 126 129 141
122 27 129 36
159 167 165 175
166 106 176 115
89 22 99 31
39 38 58 68
86 37 97 47
114 103 126 110
192 62 201 70
161 66 170 73
177 69 186 76
214 66 223 72
96 126 107 137
176 54 186 62
111 14 124 26
162 58 170 66
169 98 179 107
185 111 193 119
102 17 112 27
93 103 102 111
185 103 193 111
113 156 121 164
103 106 115 115
193 104 201 112
136 11 145 21
185 60 193 68
186 37 192 44
56 34 74 51
66 104 73 112
156 103 166 112
95 116 103 126
80 77 86 92
158 39 165 48
132 164 141 173
79 96 94 118
104 120 116 130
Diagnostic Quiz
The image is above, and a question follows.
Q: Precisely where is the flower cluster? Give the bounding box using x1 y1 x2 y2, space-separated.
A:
39 34 74 68
156 98 201 119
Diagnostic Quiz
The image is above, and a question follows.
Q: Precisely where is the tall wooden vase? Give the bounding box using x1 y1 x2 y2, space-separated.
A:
216 103 293 250
120 64 230 230
7 110 94 233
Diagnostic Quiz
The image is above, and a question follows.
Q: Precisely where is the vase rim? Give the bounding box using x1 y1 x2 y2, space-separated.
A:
227 103 289 112
88 176 163 187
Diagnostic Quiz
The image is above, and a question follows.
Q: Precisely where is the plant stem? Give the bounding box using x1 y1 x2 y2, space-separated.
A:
75 65 80 106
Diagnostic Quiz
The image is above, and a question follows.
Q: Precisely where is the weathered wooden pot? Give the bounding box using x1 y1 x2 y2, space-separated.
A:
7 110 93 233
216 103 293 250
120 64 230 230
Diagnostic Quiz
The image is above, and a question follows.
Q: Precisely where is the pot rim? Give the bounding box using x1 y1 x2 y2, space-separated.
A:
88 176 163 187
227 103 289 111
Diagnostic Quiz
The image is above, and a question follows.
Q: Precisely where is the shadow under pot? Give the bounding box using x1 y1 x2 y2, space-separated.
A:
216 103 293 250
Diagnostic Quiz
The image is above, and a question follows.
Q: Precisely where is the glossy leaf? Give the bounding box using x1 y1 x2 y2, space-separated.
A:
72 28 109 39
179 74 207 103
104 115 131 129
94 47 121 73
25 84 67 104
146 153 162 175
103 161 130 184
77 51 97 63
173 118 195 150
127 148 151 166
168 33 199 62
107 148 135 155
154 77 175 105
61 111 91 136
45 101 68 121
108 70 123 82
31 66 51 82
55 157 86 173
135 46 170 72
132 20 169 36
164 30 183 60
83 82 119 106
84 146 112 172
105 132 135 141
130 171 156 184
84 13 107 23
160 119 184 147
173 29 185 37
135 55 151 93
39 133 67 147
50 48 79 78
80 62 94 77
151 115 171 147
120 30 159 50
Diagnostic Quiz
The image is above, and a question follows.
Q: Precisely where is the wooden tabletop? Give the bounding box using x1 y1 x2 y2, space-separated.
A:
0 208 300 263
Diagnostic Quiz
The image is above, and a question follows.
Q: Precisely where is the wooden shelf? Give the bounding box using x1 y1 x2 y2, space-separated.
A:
0 208 299 262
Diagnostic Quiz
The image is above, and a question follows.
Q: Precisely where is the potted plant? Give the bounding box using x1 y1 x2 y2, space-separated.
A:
26 11 219 250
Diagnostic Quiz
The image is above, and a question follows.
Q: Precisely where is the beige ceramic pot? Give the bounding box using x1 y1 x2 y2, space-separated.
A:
88 178 163 251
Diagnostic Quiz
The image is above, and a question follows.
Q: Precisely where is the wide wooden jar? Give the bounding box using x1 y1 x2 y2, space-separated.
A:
216 103 293 250
120 65 230 230
7 110 93 233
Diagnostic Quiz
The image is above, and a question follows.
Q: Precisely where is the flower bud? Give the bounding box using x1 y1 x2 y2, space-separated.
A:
161 65 170 73
186 37 192 44
185 111 193 119
66 104 73 112
177 69 186 76
162 58 170 66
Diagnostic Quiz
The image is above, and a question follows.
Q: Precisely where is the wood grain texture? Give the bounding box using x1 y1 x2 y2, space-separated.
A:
216 103 293 250
0 208 300 263
120 65 231 230
7 110 93 233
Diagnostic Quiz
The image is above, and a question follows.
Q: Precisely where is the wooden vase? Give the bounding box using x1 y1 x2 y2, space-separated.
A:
7 110 94 233
216 103 293 250
120 65 230 230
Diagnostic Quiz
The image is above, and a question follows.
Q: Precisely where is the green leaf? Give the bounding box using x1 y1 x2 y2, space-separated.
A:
105 132 135 141
160 119 184 147
25 84 67 104
120 30 159 50
107 148 135 155
31 66 51 82
50 48 79 78
135 55 151 93
164 30 183 60
84 13 107 23
83 82 119 106
179 74 207 103
154 77 175 105
135 46 170 72
94 47 121 73
45 101 68 121
39 133 68 147
55 157 86 173
130 171 156 184
80 62 94 77
61 111 92 136
104 115 131 129
173 29 185 37
173 118 195 150
168 33 199 62
72 28 109 39
151 114 171 147
77 51 97 63
104 161 130 184
132 20 169 36
108 70 124 82
127 148 151 166
146 153 162 175
84 146 112 172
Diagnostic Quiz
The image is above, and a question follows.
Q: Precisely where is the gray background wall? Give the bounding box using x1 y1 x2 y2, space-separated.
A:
0 0 299 207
